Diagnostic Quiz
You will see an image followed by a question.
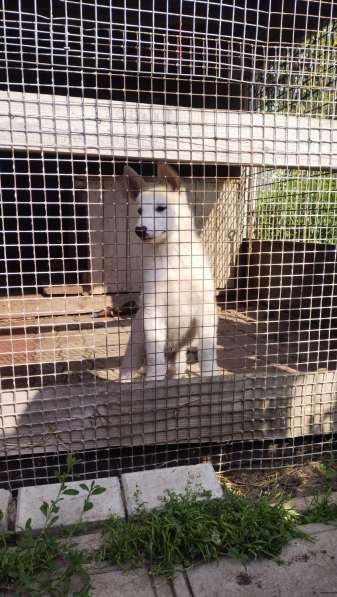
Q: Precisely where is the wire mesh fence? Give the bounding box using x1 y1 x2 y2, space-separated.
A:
0 0 337 490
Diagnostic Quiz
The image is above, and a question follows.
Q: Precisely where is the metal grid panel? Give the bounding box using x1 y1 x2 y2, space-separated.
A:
0 0 337 490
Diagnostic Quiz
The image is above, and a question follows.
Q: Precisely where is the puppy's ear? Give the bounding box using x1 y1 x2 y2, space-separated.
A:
158 163 180 191
124 165 143 199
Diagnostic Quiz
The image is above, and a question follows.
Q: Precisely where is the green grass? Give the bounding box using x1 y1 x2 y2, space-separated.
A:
4 465 337 593
258 20 337 119
254 170 337 245
255 19 337 244
0 455 106 596
301 492 337 525
0 523 91 597
299 460 337 525
98 486 304 577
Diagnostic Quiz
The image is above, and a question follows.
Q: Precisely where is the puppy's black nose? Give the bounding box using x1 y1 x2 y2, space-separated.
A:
135 225 148 240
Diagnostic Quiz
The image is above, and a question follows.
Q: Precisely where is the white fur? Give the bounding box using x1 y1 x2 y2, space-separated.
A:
120 163 221 382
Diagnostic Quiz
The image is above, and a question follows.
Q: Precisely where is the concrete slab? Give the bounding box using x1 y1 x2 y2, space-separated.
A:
187 527 337 597
151 576 174 597
172 573 192 597
122 464 223 515
90 569 155 597
291 491 337 513
301 522 337 535
0 489 12 531
16 477 124 531
68 532 102 552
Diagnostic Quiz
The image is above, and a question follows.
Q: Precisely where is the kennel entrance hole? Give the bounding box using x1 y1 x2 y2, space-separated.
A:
0 153 90 298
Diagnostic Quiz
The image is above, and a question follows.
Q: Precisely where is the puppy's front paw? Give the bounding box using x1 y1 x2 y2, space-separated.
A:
145 366 167 382
145 376 166 382
200 366 223 378
171 370 190 380
119 372 133 383
120 367 145 383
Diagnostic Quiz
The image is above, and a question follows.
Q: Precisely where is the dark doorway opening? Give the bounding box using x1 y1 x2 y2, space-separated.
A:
0 151 89 296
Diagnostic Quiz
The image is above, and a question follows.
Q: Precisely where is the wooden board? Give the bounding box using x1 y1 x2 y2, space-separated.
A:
42 285 85 297
0 294 113 318
1 370 337 456
0 91 336 170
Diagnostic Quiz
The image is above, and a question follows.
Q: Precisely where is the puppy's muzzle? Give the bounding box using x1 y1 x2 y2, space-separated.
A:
135 226 149 240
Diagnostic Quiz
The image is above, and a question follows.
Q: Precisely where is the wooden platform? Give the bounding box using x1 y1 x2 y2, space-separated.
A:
1 306 337 457
0 91 336 170
0 307 310 390
1 369 337 457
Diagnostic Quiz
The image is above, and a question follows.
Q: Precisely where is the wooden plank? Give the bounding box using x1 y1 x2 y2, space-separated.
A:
1 370 337 456
0 294 113 318
0 91 336 169
42 285 84 296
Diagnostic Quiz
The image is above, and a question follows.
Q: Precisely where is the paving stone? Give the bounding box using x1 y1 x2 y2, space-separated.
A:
122 464 223 515
68 532 102 552
187 527 337 597
171 572 192 597
90 569 155 597
0 489 12 531
291 491 337 513
16 477 124 531
151 576 174 597
301 522 337 535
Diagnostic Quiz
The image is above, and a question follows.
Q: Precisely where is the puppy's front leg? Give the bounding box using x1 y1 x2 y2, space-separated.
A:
144 305 167 381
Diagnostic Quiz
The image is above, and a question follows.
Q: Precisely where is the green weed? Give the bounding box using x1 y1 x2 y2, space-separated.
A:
301 490 337 525
99 486 304 577
0 454 106 596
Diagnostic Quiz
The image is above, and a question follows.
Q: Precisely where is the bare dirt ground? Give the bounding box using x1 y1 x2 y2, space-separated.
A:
222 461 337 499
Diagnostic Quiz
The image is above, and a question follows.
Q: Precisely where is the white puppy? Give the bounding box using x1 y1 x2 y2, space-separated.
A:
120 163 221 382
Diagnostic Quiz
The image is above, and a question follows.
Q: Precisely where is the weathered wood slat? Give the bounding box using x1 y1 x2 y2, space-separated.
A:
0 294 113 319
1 371 337 456
0 91 336 169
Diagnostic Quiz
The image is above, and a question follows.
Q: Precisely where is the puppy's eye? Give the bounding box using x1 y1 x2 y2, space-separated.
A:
137 208 142 215
156 206 167 213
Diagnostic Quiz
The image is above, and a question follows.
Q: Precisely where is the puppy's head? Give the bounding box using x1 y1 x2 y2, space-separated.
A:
124 163 181 244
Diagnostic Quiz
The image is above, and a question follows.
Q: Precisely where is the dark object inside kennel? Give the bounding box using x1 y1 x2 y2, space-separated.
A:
0 152 89 295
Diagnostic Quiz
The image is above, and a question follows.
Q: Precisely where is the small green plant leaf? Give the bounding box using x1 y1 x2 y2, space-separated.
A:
46 515 60 528
24 517 32 530
91 486 106 496
67 454 79 469
83 501 94 513
63 488 80 496
79 483 89 492
40 502 49 516
57 473 67 484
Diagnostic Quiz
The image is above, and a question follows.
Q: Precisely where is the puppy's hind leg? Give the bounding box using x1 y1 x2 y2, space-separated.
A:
172 347 189 378
119 307 145 382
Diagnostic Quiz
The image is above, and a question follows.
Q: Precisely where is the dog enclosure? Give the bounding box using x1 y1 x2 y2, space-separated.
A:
1 0 337 489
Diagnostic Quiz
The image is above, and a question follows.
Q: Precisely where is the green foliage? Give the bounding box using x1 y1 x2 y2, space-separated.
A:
258 20 337 118
254 170 337 244
0 455 106 596
299 460 337 525
99 487 304 577
301 490 337 525
254 21 337 244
